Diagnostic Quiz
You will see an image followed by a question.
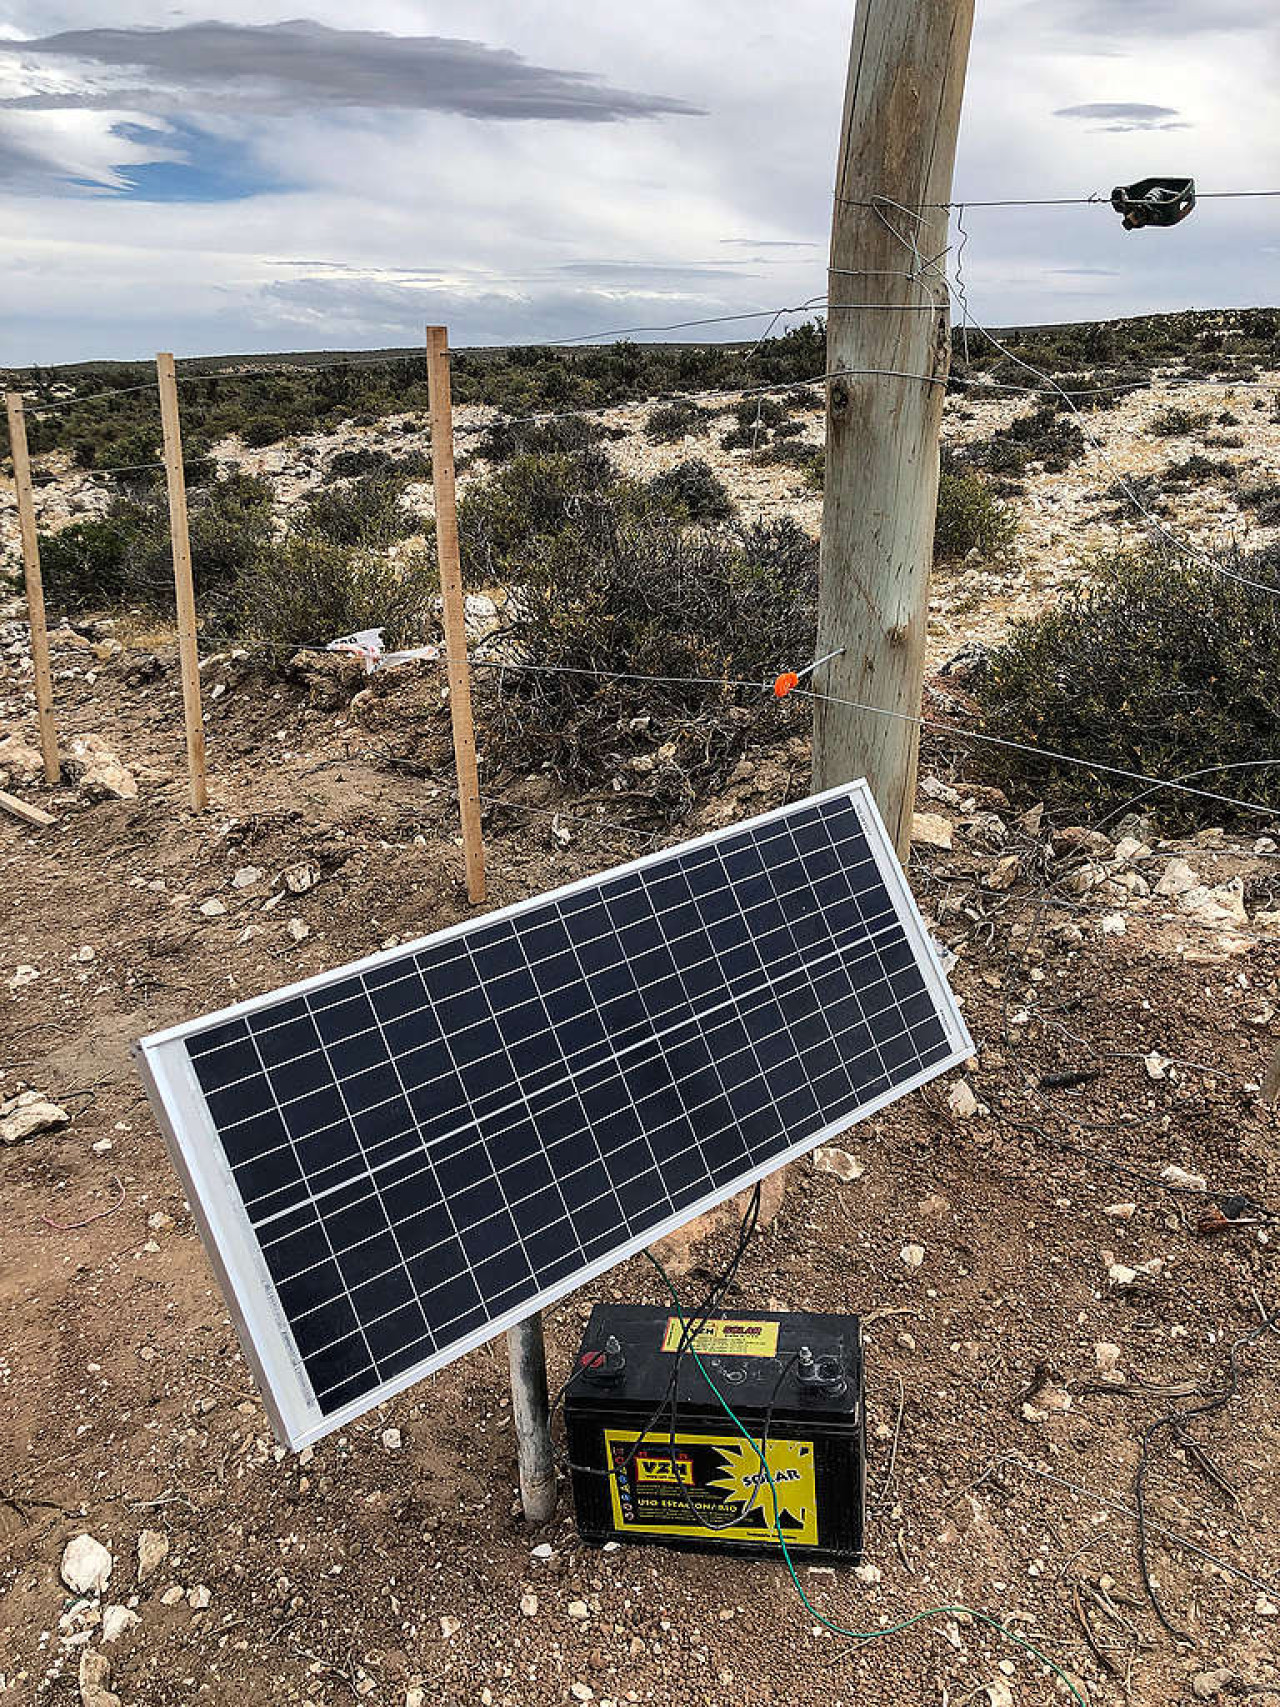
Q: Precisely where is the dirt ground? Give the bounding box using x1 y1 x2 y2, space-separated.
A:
2 632 1278 1707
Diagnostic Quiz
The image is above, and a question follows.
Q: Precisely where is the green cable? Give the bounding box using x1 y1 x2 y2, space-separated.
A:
647 1253 1089 1707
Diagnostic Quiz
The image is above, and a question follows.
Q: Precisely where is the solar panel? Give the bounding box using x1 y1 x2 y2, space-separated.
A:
135 781 971 1449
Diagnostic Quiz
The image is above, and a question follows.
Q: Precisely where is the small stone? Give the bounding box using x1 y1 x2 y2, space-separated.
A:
61 1533 113 1595
984 854 1020 891
199 898 227 918
812 1147 864 1182
405 1691 426 1707
853 1563 881 1586
1257 1594 1279 1617
1099 912 1128 936
985 1681 1014 1707
1144 1051 1171 1081
283 863 318 894
0 1090 71 1145
519 1592 539 1618
900 1243 925 1269
1095 1342 1122 1373
187 1585 211 1611
531 1542 554 1560
136 1529 168 1584
77 1649 120 1707
911 812 953 851
567 1599 591 1621
1154 859 1199 899
570 1686 594 1703
1108 1263 1138 1286
287 918 310 943
947 1080 979 1119
160 1585 186 1606
439 1615 460 1639
1192 1671 1239 1701
100 1605 139 1643
381 1428 402 1451
76 945 95 963
1104 1202 1137 1220
7 964 39 990
1161 1163 1208 1192
231 867 262 889
147 1211 174 1231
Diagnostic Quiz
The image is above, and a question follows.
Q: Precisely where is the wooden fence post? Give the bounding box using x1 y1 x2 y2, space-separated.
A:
425 325 487 904
5 393 60 783
811 0 975 858
155 353 209 811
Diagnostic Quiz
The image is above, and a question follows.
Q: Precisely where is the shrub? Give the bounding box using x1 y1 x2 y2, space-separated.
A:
474 413 606 465
299 473 421 546
328 447 396 480
1239 481 1280 527
482 511 817 795
1163 454 1238 487
975 545 1280 827
646 459 735 523
241 416 290 449
233 536 437 654
750 440 824 478
960 404 1086 479
38 509 150 611
719 424 759 452
644 401 711 443
458 449 625 585
933 470 1016 561
734 396 788 431
1148 406 1213 439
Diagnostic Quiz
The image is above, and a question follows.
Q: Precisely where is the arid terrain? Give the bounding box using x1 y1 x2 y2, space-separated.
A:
2 338 1279 1707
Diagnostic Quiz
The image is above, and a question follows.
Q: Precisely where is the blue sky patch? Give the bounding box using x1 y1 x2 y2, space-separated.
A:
74 121 288 202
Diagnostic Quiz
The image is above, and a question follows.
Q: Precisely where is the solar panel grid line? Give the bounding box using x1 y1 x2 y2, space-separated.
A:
135 781 972 1449
248 906 907 1236
260 959 947 1357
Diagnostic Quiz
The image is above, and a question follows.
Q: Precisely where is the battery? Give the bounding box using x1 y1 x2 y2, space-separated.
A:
565 1305 864 1563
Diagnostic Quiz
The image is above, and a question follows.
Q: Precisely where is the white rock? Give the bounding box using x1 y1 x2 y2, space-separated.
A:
985 1681 1015 1707
1099 912 1128 936
1108 1263 1138 1286
0 1090 71 1145
199 898 227 918
519 1592 538 1618
1095 1342 1122 1372
853 1563 882 1586
1154 859 1199 899
406 1691 427 1707
1192 1671 1239 1701
7 964 39 990
231 866 262 889
1161 1163 1208 1191
1104 1202 1137 1220
66 733 136 801
812 1147 864 1182
287 918 310 943
900 1243 926 1270
76 945 95 963
99 1606 139 1644
61 1534 113 1596
531 1542 554 1560
1180 878 1248 927
1144 1051 1171 1081
984 854 1020 891
440 1615 460 1638
911 812 953 851
381 1428 402 1451
1255 1594 1278 1617
1113 836 1151 864
159 1585 186 1606
187 1584 211 1611
136 1529 168 1584
947 1080 979 1119
283 863 318 894
567 1599 591 1620
570 1686 594 1703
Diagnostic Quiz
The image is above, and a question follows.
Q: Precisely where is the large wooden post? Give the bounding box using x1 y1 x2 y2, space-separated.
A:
812 0 975 858
5 393 60 782
156 353 209 811
425 325 486 904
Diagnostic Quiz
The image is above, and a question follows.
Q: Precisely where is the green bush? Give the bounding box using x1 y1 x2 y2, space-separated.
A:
933 470 1016 561
1148 406 1213 439
474 413 608 465
734 396 788 431
299 473 421 547
38 508 151 610
241 416 290 449
644 401 710 443
1239 481 1280 526
646 459 735 523
459 449 626 584
975 545 1280 826
232 536 437 654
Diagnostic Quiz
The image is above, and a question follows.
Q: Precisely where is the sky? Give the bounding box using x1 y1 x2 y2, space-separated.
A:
1 2 1277 365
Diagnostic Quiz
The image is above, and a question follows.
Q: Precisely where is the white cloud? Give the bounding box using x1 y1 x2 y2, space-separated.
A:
1 0 1277 363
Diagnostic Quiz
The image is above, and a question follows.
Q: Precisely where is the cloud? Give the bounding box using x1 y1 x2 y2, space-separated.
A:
1042 0 1269 35
1053 102 1189 132
1 20 702 122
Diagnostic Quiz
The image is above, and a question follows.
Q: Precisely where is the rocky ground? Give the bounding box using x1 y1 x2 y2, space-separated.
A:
1 364 1279 1707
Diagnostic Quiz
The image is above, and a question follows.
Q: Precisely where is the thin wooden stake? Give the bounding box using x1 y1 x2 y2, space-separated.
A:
506 1313 557 1526
425 325 486 903
0 788 56 828
5 392 59 783
155 352 208 811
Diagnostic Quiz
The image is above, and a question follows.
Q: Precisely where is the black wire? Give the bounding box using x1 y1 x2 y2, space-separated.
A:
554 1181 762 1482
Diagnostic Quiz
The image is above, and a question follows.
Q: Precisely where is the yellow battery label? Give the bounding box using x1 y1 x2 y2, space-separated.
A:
604 1428 817 1546
659 1316 779 1358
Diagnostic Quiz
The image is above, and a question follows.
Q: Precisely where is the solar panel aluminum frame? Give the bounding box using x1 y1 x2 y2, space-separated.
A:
134 780 972 1451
